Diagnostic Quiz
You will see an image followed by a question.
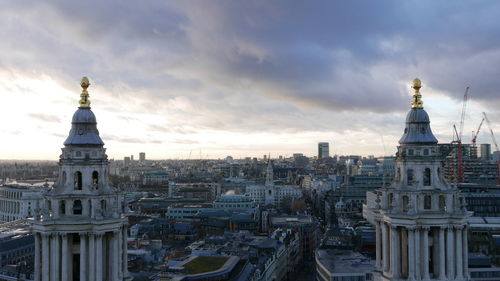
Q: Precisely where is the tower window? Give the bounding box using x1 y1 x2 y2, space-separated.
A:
92 171 99 186
74 171 82 190
62 171 67 185
407 169 414 185
424 195 432 210
423 168 431 186
60 200 66 215
73 200 82 215
402 196 409 212
423 149 429 156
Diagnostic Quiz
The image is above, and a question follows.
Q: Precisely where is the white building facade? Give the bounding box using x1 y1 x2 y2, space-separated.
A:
0 183 45 223
363 79 471 281
31 77 130 281
246 160 302 207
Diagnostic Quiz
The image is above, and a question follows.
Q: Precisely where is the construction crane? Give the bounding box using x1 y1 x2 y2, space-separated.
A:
483 112 500 185
471 117 485 158
452 87 469 183
484 112 499 151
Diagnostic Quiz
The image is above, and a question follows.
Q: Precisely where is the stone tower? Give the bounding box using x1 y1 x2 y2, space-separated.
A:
31 77 129 281
363 79 471 281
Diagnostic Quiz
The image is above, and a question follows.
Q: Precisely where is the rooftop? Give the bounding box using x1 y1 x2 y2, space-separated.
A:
316 249 375 275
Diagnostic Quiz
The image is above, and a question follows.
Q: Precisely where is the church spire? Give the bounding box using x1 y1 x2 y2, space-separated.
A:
265 159 273 186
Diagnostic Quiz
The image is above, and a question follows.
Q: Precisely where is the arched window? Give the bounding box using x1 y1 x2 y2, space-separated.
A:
402 196 409 212
76 151 82 157
60 200 66 215
407 169 414 185
101 200 107 216
388 193 394 208
73 200 82 215
61 171 67 185
397 168 401 180
423 168 431 186
74 171 82 190
424 195 432 210
92 171 99 186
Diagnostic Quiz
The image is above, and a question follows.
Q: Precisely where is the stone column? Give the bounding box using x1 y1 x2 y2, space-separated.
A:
51 233 59 281
118 228 123 279
96 233 104 281
439 227 446 280
34 233 41 281
80 233 87 281
111 231 119 281
447 226 454 279
41 233 50 281
382 222 390 273
407 227 415 281
89 233 95 280
61 233 69 281
456 226 464 279
376 220 382 270
415 227 421 280
391 225 400 278
463 226 469 279
122 226 129 275
422 227 430 280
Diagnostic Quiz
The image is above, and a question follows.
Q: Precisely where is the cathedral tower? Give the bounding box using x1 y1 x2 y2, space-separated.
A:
31 77 129 281
363 79 471 281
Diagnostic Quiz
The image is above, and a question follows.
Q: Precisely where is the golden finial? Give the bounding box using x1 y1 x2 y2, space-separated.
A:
411 77 423 108
79 76 91 108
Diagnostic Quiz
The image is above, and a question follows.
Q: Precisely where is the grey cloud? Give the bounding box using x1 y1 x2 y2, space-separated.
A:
101 134 163 144
28 113 61 123
1 0 500 140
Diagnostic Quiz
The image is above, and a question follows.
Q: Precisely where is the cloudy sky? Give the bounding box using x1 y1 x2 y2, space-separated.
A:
1 1 500 160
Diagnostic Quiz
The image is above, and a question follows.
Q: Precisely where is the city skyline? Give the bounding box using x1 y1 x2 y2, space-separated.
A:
2 1 500 160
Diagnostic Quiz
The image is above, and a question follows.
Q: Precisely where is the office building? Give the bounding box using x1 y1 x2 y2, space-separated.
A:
318 142 330 158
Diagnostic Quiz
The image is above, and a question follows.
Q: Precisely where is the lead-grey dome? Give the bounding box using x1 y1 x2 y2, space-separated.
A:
64 107 104 146
399 108 438 144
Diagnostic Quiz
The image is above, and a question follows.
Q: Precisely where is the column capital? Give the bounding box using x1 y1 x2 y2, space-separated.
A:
79 232 88 236
439 225 447 230
61 232 68 238
421 226 430 231
390 225 398 230
95 231 105 237
407 225 417 231
454 225 464 230
41 233 51 238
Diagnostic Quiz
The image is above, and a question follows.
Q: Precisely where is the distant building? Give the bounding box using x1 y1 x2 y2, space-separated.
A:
213 194 256 210
139 152 146 162
270 215 319 261
246 161 303 208
318 142 330 158
481 143 492 160
0 182 45 223
142 170 168 185
124 156 131 166
0 220 34 268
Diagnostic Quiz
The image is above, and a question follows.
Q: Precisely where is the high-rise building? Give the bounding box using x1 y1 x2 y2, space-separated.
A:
318 142 329 158
139 152 146 162
364 79 470 281
31 77 129 281
480 143 492 160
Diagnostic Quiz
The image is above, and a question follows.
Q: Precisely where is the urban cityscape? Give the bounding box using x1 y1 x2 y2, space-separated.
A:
2 2 500 281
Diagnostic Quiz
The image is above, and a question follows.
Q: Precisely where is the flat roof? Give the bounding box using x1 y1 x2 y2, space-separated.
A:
316 249 375 275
